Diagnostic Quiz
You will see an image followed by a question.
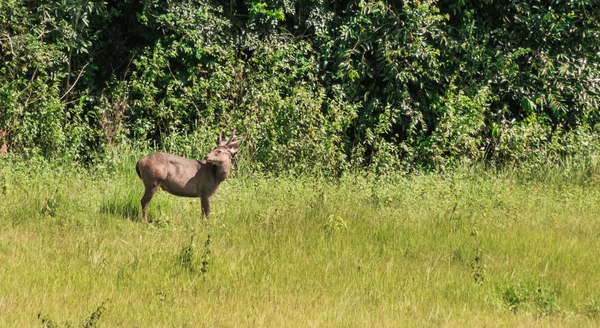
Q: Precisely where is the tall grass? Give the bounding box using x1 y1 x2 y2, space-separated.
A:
1 153 600 326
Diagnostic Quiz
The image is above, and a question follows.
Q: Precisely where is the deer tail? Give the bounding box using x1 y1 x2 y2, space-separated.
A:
135 161 142 179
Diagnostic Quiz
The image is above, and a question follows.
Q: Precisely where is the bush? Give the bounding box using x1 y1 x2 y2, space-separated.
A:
1 0 599 174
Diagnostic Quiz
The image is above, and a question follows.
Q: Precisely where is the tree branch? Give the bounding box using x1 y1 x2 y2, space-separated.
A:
59 62 90 101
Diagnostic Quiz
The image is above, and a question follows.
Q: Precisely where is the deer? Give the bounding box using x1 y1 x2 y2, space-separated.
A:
135 128 247 223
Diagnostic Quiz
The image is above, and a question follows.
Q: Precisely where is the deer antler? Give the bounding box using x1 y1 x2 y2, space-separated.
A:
226 127 237 145
218 130 224 146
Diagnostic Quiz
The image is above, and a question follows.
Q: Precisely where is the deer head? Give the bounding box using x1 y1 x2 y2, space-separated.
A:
205 127 248 167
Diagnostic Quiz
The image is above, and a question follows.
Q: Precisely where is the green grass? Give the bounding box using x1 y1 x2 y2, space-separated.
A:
1 158 600 327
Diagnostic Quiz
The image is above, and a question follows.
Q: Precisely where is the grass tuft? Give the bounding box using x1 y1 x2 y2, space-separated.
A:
99 191 140 221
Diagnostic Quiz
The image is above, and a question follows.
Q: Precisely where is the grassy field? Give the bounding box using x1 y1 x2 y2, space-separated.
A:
1 155 600 327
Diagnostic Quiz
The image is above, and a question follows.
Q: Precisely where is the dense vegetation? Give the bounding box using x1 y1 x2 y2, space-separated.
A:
1 0 599 173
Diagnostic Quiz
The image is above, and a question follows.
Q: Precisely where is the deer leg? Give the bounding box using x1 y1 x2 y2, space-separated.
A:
201 196 210 219
141 186 159 223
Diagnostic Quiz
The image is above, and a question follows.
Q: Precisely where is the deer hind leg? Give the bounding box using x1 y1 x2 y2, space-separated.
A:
141 186 159 223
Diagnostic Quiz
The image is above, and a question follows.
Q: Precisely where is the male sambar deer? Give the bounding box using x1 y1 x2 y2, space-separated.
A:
135 128 247 223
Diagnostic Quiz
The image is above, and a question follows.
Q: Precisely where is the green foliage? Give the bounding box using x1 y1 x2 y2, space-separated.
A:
0 0 107 161
423 85 494 169
1 0 599 173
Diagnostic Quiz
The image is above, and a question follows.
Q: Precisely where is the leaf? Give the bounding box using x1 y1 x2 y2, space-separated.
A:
521 96 536 112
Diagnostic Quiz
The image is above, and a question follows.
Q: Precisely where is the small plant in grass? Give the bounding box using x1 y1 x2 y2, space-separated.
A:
470 229 486 284
177 233 197 273
471 245 486 284
177 233 212 274
38 313 59 328
324 215 347 234
200 234 212 274
38 298 109 328
152 215 172 228
494 280 561 315
81 299 109 328
584 297 600 317
1 178 7 195
42 187 62 218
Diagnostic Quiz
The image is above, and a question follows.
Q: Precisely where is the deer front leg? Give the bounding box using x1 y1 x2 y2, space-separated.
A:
201 196 210 219
141 186 158 223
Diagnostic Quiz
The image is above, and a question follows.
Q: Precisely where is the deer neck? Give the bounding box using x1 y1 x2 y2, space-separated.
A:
211 161 231 182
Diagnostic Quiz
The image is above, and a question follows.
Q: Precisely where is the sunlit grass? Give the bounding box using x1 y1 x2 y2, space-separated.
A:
1 157 600 326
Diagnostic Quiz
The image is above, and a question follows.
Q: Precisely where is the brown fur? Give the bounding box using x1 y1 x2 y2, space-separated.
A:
135 129 246 223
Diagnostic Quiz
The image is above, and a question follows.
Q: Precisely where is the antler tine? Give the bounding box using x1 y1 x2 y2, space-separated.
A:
226 127 237 145
218 130 223 145
234 128 247 141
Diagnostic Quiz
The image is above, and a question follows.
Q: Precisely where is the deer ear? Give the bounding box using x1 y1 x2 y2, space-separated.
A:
227 129 247 154
227 142 240 154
